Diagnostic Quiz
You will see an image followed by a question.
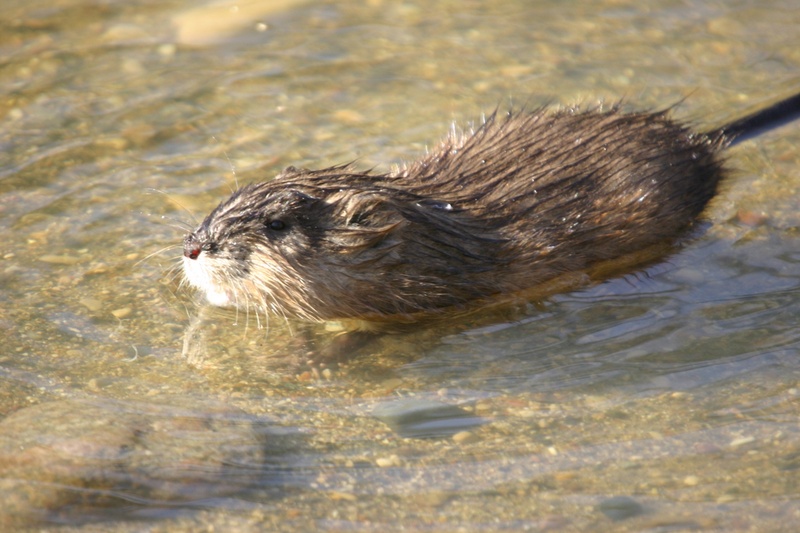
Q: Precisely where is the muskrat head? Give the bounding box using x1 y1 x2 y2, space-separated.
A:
182 178 417 321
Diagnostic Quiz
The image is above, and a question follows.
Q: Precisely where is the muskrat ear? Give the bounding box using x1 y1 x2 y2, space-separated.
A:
335 191 404 229
327 192 405 253
273 189 319 210
262 189 319 230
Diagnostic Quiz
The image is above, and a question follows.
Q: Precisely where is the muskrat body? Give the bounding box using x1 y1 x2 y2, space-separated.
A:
182 93 800 322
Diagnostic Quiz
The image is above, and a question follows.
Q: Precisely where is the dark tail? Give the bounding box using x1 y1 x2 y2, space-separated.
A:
707 91 800 148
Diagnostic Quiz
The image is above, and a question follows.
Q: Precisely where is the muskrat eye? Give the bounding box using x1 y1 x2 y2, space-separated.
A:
268 219 287 231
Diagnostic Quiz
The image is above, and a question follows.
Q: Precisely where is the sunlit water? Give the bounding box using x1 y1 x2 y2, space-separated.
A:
1 0 799 530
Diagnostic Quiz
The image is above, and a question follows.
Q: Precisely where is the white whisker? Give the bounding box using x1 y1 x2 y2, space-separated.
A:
146 187 200 227
136 243 181 269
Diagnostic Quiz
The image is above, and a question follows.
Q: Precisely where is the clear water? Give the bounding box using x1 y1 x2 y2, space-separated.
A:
1 0 799 530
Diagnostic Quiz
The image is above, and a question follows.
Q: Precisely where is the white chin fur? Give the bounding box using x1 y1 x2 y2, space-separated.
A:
182 256 233 307
203 288 233 307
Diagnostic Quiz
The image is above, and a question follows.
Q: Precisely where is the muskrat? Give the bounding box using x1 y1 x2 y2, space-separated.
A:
182 92 800 323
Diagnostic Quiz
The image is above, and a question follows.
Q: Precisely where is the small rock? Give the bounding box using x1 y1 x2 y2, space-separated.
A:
452 430 480 444
735 209 768 227
39 254 83 265
375 455 402 468
597 495 645 521
332 109 364 125
328 491 357 501
729 435 756 448
372 398 484 438
412 490 452 508
111 307 132 319
79 298 103 312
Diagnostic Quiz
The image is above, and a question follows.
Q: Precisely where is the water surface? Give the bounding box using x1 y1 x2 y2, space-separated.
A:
1 0 799 530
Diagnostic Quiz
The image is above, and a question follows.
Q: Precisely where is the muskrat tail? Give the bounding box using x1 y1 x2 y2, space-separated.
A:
709 91 800 148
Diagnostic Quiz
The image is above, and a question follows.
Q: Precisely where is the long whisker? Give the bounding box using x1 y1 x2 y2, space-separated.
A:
158 215 195 234
210 135 239 193
135 243 181 269
164 258 188 285
146 188 200 227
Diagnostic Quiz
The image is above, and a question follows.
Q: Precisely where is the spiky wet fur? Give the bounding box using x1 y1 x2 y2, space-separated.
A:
183 105 727 322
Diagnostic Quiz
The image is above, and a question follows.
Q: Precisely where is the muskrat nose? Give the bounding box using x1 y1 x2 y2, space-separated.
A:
183 235 202 260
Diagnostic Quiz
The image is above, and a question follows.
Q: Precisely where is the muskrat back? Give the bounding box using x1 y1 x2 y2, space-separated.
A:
182 92 800 322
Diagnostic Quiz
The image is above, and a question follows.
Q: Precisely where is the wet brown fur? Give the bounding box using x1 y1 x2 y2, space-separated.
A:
183 105 727 322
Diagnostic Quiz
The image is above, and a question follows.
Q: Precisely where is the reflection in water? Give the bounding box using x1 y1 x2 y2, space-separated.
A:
0 0 799 529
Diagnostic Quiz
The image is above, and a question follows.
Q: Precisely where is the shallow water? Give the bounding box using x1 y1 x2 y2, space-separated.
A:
1 0 800 530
